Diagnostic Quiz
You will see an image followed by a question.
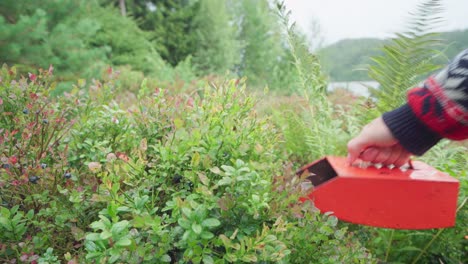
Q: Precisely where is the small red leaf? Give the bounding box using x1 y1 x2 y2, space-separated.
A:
30 93 39 100
28 73 37 82
9 156 18 164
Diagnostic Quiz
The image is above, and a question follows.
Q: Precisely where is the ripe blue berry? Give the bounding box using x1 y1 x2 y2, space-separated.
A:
172 174 182 184
29 176 39 184
2 164 10 169
40 163 47 169
42 119 49 124
64 172 72 179
23 109 29 114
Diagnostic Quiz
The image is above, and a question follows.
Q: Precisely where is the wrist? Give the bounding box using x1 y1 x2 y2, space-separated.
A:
382 104 441 155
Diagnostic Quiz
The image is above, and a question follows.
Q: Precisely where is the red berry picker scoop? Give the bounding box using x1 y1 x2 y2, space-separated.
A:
297 156 459 230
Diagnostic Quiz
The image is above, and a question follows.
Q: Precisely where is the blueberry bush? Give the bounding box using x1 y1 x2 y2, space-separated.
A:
0 65 374 263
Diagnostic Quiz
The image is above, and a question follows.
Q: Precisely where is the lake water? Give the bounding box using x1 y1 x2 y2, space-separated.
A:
327 81 379 97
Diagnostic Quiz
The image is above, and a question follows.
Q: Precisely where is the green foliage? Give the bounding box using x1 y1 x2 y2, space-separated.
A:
236 0 298 92
88 6 168 76
318 30 468 83
0 206 33 242
38 248 60 264
0 0 174 93
368 0 444 113
192 0 241 75
0 0 108 80
0 65 373 263
0 65 77 202
0 65 103 262
272 3 357 163
140 0 200 66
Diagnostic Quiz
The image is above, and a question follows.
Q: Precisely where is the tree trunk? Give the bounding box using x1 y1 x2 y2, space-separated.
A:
119 0 126 16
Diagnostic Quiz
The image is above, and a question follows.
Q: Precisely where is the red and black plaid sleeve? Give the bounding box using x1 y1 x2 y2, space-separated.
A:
382 49 468 155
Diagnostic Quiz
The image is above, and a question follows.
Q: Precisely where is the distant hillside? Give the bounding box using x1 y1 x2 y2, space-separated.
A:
318 29 468 82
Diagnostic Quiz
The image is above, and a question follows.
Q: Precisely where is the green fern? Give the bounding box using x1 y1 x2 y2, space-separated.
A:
276 2 327 98
273 2 351 162
368 0 444 113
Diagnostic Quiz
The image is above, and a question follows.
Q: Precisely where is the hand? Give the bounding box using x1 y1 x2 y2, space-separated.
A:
347 117 412 167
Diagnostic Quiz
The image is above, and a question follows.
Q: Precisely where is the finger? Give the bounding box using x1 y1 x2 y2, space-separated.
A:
394 151 412 168
372 147 393 164
347 137 369 164
383 146 403 166
360 147 379 162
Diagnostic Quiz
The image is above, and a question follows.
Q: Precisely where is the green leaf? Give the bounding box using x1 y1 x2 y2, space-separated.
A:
161 254 172 263
192 223 202 234
191 152 200 167
100 230 112 240
0 217 10 229
26 210 34 220
115 237 132 247
203 255 214 264
210 167 222 175
197 172 210 186
111 220 129 234
202 218 220 228
109 252 120 263
174 118 184 129
85 233 102 241
218 177 232 186
0 207 10 217
201 231 214 240
90 220 107 231
181 207 192 217
221 165 235 173
264 235 277 243
178 218 191 229
241 254 258 262
86 252 103 260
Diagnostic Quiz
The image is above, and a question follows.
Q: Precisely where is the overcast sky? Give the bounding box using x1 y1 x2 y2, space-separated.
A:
283 0 468 45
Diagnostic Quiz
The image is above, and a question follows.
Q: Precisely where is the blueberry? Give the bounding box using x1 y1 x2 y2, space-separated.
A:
64 172 72 179
40 163 47 169
2 164 10 169
23 109 29 114
42 119 48 124
29 176 39 184
172 174 182 184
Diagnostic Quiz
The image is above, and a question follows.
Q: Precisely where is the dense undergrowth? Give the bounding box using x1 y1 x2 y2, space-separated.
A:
0 66 374 263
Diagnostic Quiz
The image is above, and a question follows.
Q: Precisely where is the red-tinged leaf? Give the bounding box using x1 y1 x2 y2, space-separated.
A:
28 73 37 82
116 152 129 162
0 97 2 105
107 67 113 75
186 97 194 107
9 156 17 165
30 93 38 100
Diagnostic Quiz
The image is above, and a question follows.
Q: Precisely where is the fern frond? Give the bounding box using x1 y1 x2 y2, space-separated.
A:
276 2 327 99
368 0 444 113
